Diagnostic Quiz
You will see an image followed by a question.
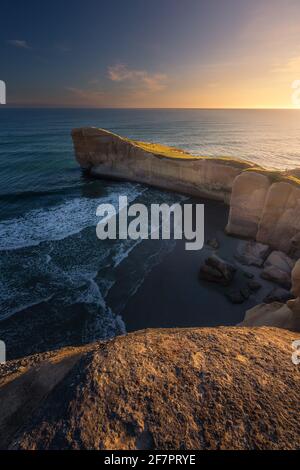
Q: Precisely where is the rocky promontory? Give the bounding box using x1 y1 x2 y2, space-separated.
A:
0 327 299 450
72 128 300 256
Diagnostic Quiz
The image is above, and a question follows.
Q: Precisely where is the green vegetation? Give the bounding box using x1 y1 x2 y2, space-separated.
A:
245 167 300 186
131 140 197 159
98 129 300 184
129 139 251 167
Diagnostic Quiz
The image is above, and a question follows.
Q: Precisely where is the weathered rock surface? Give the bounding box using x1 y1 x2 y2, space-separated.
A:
235 240 270 267
199 255 236 285
256 181 300 254
1 327 300 450
72 128 300 253
72 128 249 203
241 259 300 331
226 171 271 238
240 302 300 331
289 233 300 259
226 289 248 304
263 287 294 304
247 280 262 292
225 170 300 254
261 251 295 289
287 259 300 316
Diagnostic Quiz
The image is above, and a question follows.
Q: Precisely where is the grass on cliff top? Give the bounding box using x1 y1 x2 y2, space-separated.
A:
245 167 300 186
94 129 300 185
130 139 251 167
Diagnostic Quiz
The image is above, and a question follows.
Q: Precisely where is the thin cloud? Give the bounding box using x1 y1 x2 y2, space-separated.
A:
272 55 300 75
108 64 167 91
6 39 31 49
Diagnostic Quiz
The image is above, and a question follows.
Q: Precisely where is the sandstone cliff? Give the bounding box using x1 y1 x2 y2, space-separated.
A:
227 171 300 256
72 128 250 203
72 128 300 254
1 327 299 450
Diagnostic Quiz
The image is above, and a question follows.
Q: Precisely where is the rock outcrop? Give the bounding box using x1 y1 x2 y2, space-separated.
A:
199 255 236 286
240 260 300 331
227 173 300 255
0 327 299 450
226 172 271 238
235 240 270 267
261 251 295 289
256 182 300 254
72 128 250 203
72 128 300 254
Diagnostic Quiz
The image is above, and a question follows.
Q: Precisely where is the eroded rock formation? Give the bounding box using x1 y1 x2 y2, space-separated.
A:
72 128 249 203
72 128 300 255
1 327 299 450
227 173 300 256
226 171 271 238
241 259 300 331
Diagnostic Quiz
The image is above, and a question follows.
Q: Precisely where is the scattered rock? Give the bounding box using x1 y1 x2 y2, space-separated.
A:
261 251 295 289
206 238 219 250
206 255 236 280
199 264 224 283
263 287 294 304
226 289 246 304
247 280 262 292
240 287 251 300
235 240 271 267
199 255 236 286
226 284 254 304
240 260 300 332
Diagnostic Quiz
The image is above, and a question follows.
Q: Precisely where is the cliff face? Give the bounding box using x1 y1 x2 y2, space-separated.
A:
227 172 300 256
72 128 300 254
1 327 299 450
72 128 250 203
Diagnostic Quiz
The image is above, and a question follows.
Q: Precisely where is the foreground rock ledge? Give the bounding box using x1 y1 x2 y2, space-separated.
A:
0 327 299 450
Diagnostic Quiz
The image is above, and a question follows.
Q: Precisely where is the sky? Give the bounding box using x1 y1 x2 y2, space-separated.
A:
1 0 300 108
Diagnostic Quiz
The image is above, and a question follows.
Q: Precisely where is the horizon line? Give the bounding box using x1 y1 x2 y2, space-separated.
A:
1 105 300 110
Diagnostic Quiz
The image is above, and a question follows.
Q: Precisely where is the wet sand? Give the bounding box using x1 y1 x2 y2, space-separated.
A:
120 198 275 332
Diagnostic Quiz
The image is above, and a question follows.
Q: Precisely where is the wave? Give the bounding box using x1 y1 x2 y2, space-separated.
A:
0 182 144 251
0 185 81 202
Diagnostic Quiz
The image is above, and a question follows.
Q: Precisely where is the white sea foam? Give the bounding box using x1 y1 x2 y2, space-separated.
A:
0 183 144 251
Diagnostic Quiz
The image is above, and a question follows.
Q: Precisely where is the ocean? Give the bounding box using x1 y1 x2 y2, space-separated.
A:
0 108 299 357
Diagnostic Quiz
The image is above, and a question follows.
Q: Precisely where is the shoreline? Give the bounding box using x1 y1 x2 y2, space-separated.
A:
119 198 276 332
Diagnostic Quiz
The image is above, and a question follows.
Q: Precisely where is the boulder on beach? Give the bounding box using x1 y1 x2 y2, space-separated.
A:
199 255 236 286
0 327 300 450
263 287 294 304
261 251 295 289
235 240 270 267
226 288 250 304
240 259 300 331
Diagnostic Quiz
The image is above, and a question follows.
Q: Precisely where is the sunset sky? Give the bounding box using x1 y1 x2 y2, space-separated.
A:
1 0 300 108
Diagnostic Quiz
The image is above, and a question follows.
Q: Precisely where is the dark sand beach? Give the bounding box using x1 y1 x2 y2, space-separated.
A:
120 198 276 332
